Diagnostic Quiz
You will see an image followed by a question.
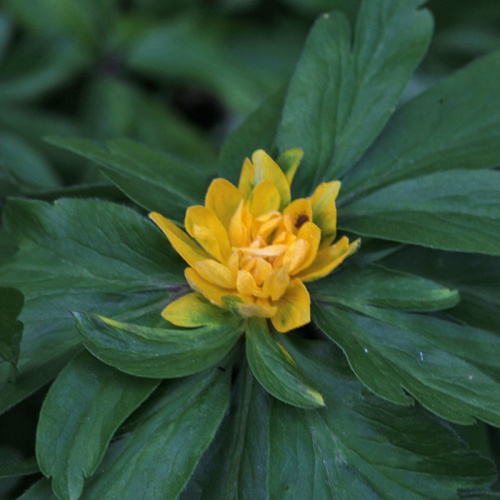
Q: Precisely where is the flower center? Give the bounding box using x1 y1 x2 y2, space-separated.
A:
227 206 312 301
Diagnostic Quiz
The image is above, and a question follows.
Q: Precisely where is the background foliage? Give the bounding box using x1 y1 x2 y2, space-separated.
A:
1 0 500 498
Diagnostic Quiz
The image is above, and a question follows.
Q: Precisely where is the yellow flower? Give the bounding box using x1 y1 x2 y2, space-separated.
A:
150 149 359 333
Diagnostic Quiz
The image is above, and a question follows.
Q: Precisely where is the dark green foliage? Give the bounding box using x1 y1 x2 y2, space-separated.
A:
1 0 499 498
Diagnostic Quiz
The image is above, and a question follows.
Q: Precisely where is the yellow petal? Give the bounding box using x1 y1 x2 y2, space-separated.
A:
236 269 259 295
291 222 321 274
229 201 252 247
248 180 280 218
252 211 282 241
262 266 290 301
205 178 242 230
253 257 273 285
149 212 210 267
237 299 277 318
185 267 227 307
310 181 341 244
271 279 311 333
238 150 291 209
282 239 310 275
162 292 228 327
240 244 288 258
276 148 303 185
185 206 232 263
283 198 313 234
193 260 236 289
298 237 361 282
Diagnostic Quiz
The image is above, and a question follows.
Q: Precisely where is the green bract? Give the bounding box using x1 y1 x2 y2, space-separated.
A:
1 0 500 497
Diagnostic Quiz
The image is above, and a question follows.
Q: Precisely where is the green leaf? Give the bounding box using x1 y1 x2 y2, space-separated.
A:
0 198 183 414
309 265 460 312
245 318 324 409
313 303 500 425
47 136 209 223
278 0 432 195
282 0 362 20
36 351 158 500
0 287 23 370
0 133 60 191
3 0 113 52
0 450 38 478
0 38 87 101
269 339 497 498
343 50 500 199
181 359 269 500
127 14 268 113
382 248 500 335
340 169 500 255
73 312 244 378
83 367 231 499
218 89 285 185
17 478 56 500
81 77 217 165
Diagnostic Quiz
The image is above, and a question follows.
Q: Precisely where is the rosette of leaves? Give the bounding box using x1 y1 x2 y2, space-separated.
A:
1 0 500 498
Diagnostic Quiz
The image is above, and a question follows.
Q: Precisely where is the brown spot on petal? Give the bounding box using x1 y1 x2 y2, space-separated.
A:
295 214 309 229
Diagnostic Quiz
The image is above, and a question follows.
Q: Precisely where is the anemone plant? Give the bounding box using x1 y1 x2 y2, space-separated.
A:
1 0 500 498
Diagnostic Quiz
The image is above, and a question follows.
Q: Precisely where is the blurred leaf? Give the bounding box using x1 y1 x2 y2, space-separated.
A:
83 367 231 498
340 169 500 255
245 318 324 409
17 478 56 499
0 198 183 414
3 0 116 52
0 13 13 62
382 248 500 335
0 37 87 101
343 50 500 199
37 351 158 500
0 448 38 478
282 0 362 20
0 134 60 191
309 265 459 312
0 105 83 181
73 312 244 378
81 77 217 164
218 90 285 184
127 14 268 113
269 338 498 498
313 303 500 425
278 0 433 196
181 359 269 499
0 287 23 370
48 136 209 223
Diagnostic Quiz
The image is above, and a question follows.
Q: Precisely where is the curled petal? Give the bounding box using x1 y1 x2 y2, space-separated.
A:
149 212 210 267
271 279 311 333
294 222 321 274
283 198 313 234
249 180 281 218
238 150 291 209
262 266 290 301
193 260 237 289
229 202 252 248
237 269 259 296
282 239 310 275
298 237 361 282
185 206 232 263
185 267 236 307
310 181 341 245
205 178 242 230
162 292 228 327
276 148 303 185
237 299 277 319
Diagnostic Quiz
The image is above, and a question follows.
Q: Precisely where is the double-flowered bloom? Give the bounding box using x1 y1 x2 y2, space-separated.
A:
150 149 359 333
